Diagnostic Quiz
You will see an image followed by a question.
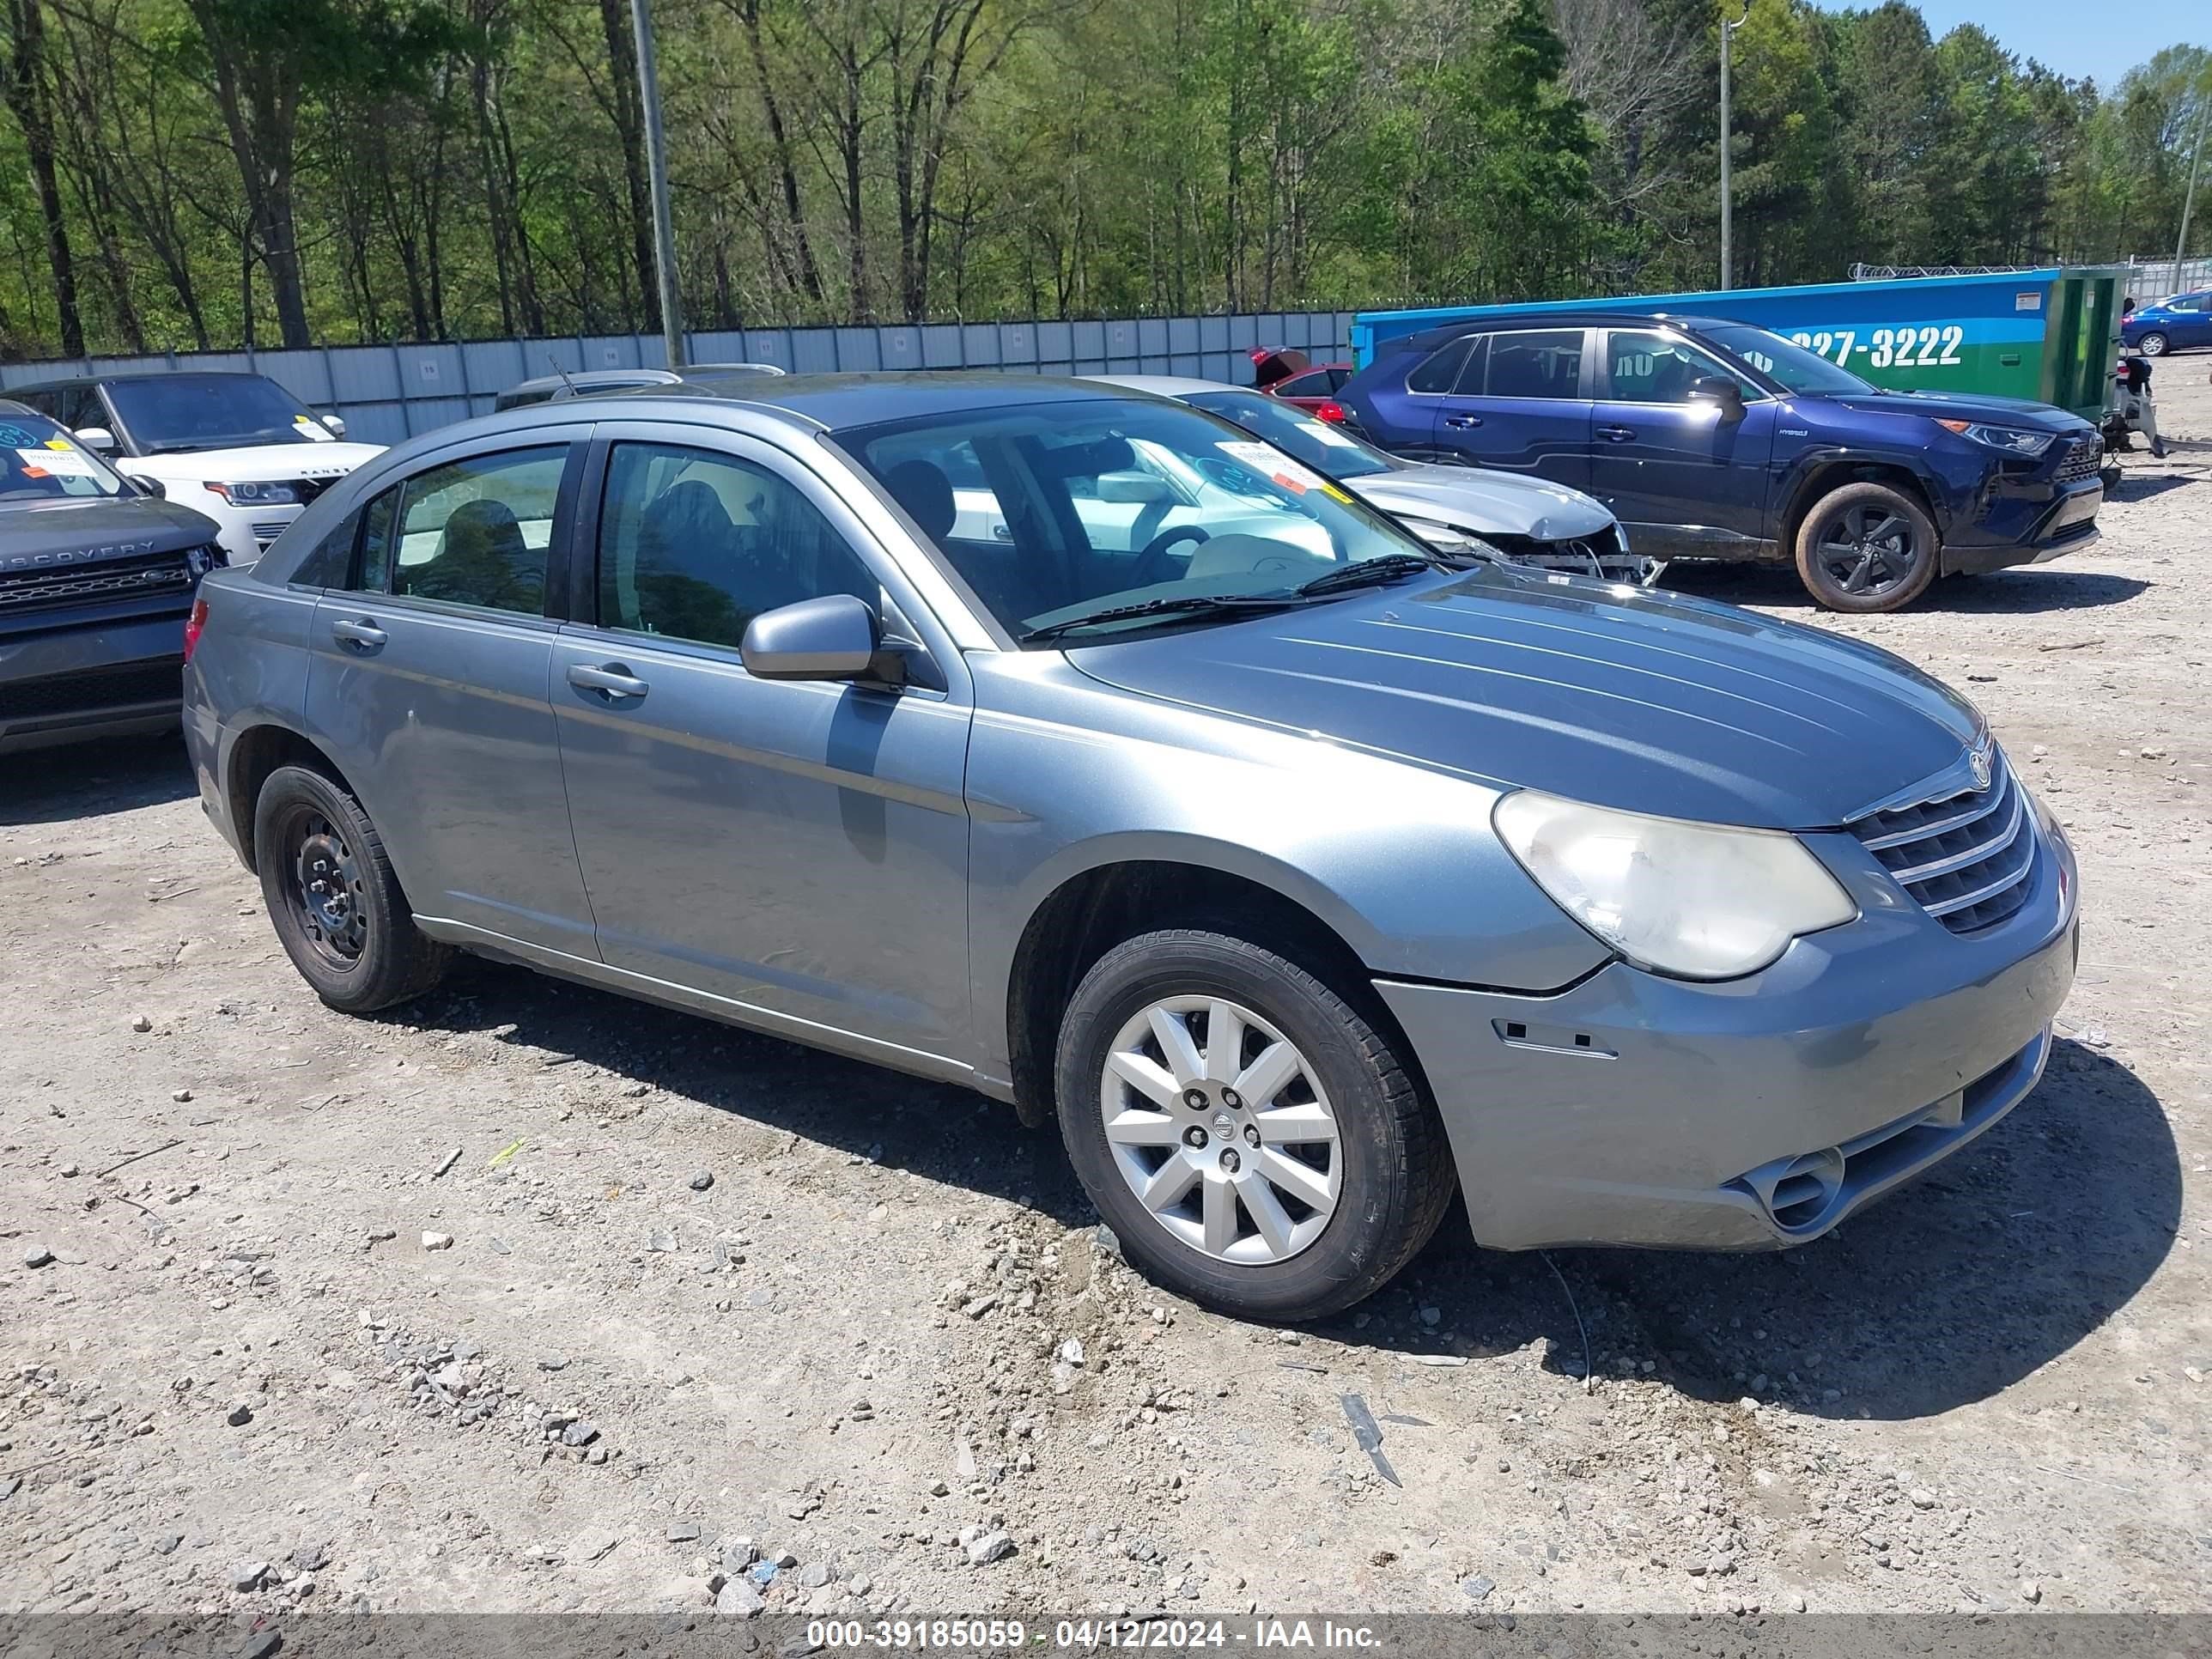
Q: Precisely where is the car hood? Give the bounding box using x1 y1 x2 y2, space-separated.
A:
1344 465 1616 539
0 494 222 570
1065 566 1984 830
1816 389 2093 433
128 441 386 482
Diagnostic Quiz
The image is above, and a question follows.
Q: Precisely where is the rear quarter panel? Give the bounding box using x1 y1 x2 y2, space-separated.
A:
184 571 325 864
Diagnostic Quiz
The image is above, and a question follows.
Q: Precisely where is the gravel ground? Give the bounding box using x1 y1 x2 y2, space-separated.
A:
4 371 2209 1624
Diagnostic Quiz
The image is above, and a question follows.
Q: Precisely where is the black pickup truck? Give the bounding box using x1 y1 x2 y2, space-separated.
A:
0 399 224 755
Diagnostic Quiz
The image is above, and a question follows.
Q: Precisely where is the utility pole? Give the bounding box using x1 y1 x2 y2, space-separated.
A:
629 0 684 368
2176 67 2210 283
1719 2 1751 292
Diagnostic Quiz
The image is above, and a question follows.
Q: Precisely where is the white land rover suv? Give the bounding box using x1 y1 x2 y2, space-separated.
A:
9 371 384 566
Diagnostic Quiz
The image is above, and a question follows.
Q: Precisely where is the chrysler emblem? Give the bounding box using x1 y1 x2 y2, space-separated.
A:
1969 746 1992 792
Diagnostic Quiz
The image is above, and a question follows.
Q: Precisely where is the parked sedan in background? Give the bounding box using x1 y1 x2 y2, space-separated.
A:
493 362 787 411
2120 290 2212 357
0 401 224 752
183 373 2075 1322
7 371 382 567
1093 374 1658 585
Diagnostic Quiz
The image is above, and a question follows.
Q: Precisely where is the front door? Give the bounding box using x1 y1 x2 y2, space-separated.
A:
1425 327 1595 492
1587 327 1779 560
304 435 599 954
550 426 975 1067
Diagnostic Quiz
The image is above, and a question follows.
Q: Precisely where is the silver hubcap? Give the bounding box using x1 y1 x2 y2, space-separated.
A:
1099 996 1341 1265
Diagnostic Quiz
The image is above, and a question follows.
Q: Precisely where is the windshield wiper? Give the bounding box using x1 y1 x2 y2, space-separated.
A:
1293 552 1439 597
1020 592 1306 645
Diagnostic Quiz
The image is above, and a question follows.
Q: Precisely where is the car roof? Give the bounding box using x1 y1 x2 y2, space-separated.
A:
5 369 272 392
605 371 1155 433
1393 312 1751 352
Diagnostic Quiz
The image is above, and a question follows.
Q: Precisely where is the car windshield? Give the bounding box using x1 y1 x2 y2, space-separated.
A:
1179 388 1400 479
106 374 332 453
1699 325 1876 396
839 397 1433 643
0 411 128 501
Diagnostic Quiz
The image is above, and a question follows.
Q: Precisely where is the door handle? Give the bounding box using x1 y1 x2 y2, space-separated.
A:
567 662 649 702
1443 415 1483 429
330 618 387 651
1598 424 1636 442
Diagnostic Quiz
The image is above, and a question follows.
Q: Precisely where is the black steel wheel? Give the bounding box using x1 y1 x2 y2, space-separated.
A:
253 763 452 1013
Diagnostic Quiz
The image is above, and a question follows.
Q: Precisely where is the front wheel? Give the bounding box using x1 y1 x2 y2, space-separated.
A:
1053 929 1454 1322
1794 481 1939 613
2136 331 2170 358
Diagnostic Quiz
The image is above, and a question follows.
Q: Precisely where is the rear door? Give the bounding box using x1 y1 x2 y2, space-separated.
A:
2172 291 2212 346
305 430 600 957
1426 328 1595 491
549 422 975 1066
1587 327 1778 560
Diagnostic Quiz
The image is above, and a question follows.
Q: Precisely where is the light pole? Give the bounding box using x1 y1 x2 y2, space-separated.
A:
2176 65 2210 282
630 0 685 368
1719 1 1751 292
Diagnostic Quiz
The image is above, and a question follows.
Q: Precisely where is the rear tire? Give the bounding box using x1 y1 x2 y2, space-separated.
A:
254 764 451 1014
1794 481 1939 613
2136 331 2170 358
1053 928 1454 1322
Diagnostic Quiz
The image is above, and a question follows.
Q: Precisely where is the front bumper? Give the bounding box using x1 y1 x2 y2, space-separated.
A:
1379 813 2078 1251
1941 465 2104 575
0 613 189 753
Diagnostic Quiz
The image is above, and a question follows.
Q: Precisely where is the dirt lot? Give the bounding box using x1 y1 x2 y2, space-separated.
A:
4 372 2209 1626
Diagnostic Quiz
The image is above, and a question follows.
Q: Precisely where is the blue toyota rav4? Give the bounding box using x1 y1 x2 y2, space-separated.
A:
1335 312 2106 612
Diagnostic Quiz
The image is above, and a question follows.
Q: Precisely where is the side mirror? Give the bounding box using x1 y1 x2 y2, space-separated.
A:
1096 469 1171 505
74 425 118 453
740 593 896 684
1688 377 1746 420
320 412 347 439
125 474 166 499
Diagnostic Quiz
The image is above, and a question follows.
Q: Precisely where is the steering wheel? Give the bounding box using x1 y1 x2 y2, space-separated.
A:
1132 524 1210 587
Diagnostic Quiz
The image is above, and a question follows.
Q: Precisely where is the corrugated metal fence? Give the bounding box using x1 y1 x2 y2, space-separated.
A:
0 311 1358 450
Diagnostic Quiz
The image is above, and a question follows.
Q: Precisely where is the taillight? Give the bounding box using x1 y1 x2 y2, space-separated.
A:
183 597 209 663
1315 401 1348 424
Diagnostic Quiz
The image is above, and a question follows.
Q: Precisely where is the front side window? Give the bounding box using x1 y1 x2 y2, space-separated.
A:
1699 324 1875 395
386 445 566 615
0 411 130 501
103 374 335 454
1604 330 1759 403
839 397 1430 642
1485 330 1586 399
596 442 876 650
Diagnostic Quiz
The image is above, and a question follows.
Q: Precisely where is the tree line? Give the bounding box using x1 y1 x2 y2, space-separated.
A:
0 0 2205 360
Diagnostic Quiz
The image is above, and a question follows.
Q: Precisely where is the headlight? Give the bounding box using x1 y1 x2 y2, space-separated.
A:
203 480 301 505
1933 420 2054 458
1493 790 1856 981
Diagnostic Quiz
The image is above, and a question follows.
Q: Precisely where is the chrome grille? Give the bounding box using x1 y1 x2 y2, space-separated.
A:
2054 436 2102 484
1853 746 2035 934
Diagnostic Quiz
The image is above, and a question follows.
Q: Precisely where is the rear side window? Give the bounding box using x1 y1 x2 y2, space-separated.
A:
1405 339 1473 393
1276 369 1334 398
388 445 567 616
1486 330 1586 399
289 503 363 588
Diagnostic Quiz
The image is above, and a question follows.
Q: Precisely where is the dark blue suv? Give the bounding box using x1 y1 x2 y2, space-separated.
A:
1335 312 2106 611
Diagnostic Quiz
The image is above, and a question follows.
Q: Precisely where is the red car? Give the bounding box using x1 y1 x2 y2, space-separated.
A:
1249 347 1356 414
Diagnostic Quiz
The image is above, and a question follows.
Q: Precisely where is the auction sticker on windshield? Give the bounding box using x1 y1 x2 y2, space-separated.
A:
15 447 98 477
293 416 335 441
1218 441 1324 495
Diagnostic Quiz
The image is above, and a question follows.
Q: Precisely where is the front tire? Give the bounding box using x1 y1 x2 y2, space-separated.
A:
1794 481 1939 613
1053 929 1453 1322
254 764 451 1014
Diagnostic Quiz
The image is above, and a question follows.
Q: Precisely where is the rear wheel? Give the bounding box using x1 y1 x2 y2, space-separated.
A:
2136 331 2170 358
1053 928 1454 1322
255 764 451 1014
1794 481 1939 613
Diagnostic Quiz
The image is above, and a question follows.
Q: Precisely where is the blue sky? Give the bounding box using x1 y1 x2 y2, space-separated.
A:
1818 0 2203 90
